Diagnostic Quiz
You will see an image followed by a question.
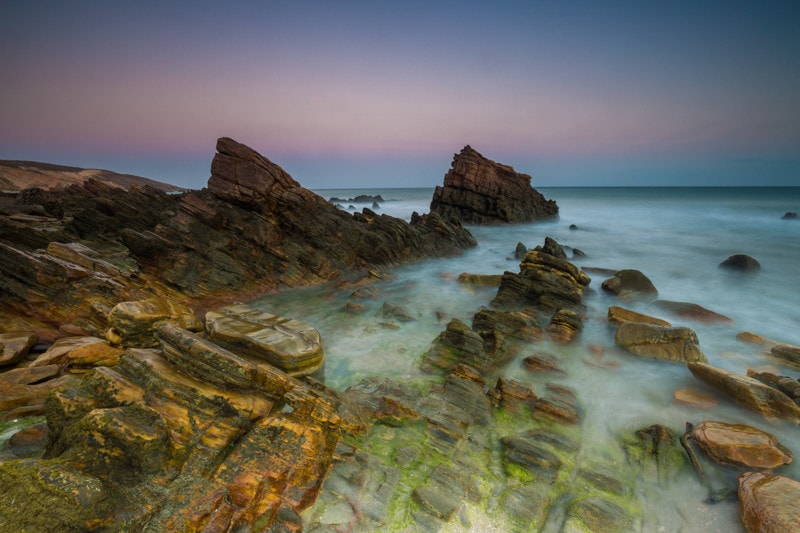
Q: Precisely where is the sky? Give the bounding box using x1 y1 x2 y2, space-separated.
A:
1 1 799 189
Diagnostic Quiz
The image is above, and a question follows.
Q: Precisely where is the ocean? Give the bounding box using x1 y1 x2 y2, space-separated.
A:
251 186 800 531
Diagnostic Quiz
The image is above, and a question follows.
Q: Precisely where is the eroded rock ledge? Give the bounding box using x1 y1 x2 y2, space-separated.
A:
430 145 558 224
0 137 476 337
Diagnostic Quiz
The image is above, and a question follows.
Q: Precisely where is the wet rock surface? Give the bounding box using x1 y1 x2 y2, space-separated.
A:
738 471 800 532
690 421 792 470
601 269 658 302
615 322 706 363
429 145 558 224
0 137 476 335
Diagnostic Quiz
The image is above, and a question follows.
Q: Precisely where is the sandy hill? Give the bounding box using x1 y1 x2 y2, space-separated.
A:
0 160 185 193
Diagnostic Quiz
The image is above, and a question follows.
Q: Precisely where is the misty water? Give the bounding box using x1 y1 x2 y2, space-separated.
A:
251 187 800 532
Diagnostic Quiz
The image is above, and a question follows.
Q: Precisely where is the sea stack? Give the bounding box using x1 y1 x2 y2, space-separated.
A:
430 145 558 224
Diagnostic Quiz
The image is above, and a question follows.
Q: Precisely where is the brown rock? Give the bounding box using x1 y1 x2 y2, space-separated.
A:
7 422 49 457
546 308 583 343
691 421 792 469
673 388 718 409
688 362 800 423
522 353 563 374
719 254 761 271
489 378 537 411
0 364 61 385
615 322 706 363
746 370 800 402
66 342 124 370
601 270 658 302
737 331 780 348
457 272 503 286
771 344 800 366
738 472 800 533
429 145 558 224
0 332 37 366
107 298 203 347
0 374 80 419
29 336 107 367
653 300 733 324
205 303 324 377
607 306 671 327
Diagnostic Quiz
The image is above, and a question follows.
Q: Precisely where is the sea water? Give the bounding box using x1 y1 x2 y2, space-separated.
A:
252 187 800 532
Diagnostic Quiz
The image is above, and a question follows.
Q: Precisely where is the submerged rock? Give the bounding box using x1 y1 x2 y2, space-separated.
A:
738 472 800 532
653 300 733 323
691 420 792 470
614 322 706 363
429 145 558 224
719 254 761 271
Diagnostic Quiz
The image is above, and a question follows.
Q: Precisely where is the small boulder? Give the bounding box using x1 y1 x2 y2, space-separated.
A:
601 270 658 302
514 242 527 260
719 254 761 272
738 472 800 532
673 388 718 409
107 298 203 347
691 421 792 469
771 344 800 366
781 211 798 219
615 323 706 363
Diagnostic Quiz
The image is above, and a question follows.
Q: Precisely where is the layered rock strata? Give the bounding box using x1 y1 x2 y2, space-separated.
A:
0 318 364 531
430 145 558 224
0 137 476 336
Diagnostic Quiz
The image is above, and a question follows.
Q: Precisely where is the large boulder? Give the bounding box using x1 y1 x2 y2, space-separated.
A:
690 421 792 469
614 323 706 363
688 362 800 423
205 303 324 377
738 472 800 532
429 145 557 224
0 331 37 366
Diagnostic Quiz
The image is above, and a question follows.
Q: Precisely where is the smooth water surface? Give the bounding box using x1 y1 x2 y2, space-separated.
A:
253 187 800 531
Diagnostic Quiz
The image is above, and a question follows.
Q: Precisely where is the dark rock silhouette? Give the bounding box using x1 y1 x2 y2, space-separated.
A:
430 146 558 224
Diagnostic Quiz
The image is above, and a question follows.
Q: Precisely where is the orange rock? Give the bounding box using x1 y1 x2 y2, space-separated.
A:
739 472 800 533
692 421 792 469
673 388 718 409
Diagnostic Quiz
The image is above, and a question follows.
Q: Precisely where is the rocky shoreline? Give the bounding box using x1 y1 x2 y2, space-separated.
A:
1 144 799 532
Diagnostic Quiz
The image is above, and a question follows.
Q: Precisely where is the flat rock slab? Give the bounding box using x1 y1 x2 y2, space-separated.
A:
108 298 203 347
205 303 324 377
29 336 106 367
653 300 733 324
688 362 800 423
738 472 800 533
607 306 670 327
691 421 792 469
0 332 38 367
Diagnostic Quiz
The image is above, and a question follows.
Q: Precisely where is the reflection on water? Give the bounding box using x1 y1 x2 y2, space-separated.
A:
253 187 800 531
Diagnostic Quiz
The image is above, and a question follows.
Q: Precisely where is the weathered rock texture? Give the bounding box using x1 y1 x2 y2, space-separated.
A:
0 137 476 337
690 421 792 470
614 323 706 363
0 321 364 531
430 146 558 224
738 472 800 532
688 362 800 423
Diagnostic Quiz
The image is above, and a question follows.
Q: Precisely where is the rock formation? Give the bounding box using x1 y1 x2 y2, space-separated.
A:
614 323 706 363
429 146 558 224
0 137 476 336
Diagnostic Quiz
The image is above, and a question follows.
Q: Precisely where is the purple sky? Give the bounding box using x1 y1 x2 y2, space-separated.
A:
1 1 798 188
